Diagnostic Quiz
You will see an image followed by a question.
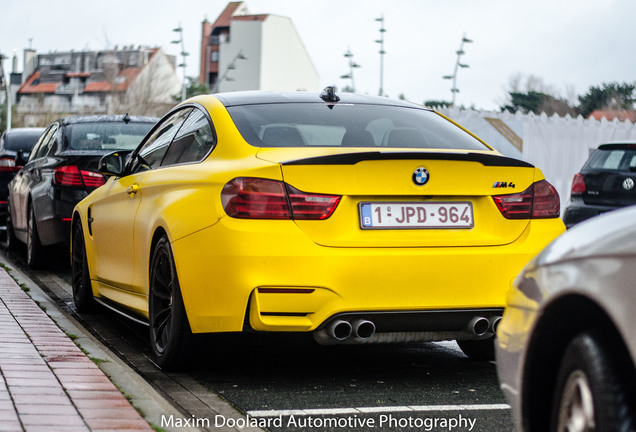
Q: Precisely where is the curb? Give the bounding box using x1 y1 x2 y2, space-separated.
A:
0 260 197 432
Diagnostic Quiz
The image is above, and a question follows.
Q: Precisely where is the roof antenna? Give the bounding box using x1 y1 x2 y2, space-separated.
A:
123 112 131 124
320 86 340 103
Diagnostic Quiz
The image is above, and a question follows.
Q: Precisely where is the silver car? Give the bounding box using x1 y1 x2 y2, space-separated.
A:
496 205 636 432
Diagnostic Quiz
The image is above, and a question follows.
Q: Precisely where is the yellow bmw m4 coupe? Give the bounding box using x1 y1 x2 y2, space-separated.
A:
71 88 565 369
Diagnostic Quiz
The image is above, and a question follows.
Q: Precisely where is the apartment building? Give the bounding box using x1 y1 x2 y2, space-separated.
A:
200 1 319 93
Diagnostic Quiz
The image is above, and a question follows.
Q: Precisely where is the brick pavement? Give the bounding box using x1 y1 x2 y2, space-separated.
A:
0 268 154 432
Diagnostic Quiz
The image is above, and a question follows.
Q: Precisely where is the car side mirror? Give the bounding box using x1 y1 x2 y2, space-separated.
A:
15 150 27 167
98 150 132 177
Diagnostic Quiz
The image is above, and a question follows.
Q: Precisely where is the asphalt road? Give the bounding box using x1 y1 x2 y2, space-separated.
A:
1 243 515 432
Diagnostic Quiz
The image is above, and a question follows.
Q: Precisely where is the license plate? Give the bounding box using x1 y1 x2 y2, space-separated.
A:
359 202 474 229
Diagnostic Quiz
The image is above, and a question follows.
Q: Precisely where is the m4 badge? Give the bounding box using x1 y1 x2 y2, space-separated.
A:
493 182 516 189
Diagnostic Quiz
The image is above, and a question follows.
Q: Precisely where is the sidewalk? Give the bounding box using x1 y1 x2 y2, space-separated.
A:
0 268 154 432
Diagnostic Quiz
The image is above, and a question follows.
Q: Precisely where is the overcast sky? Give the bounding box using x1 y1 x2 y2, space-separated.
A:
3 0 635 110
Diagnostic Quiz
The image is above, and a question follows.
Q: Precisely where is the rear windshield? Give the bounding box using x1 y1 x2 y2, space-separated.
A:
585 146 636 171
65 122 154 151
226 103 489 151
3 131 43 151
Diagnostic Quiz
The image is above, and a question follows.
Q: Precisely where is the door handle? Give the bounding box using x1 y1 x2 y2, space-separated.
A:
127 184 139 196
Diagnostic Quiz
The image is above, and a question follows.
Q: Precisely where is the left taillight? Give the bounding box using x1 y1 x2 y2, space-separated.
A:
570 173 586 196
54 165 106 189
221 177 341 220
493 180 560 219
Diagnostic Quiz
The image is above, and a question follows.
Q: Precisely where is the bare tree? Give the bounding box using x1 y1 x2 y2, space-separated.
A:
121 51 180 117
500 73 576 116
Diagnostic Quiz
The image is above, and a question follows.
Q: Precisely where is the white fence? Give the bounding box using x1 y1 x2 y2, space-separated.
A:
437 108 636 212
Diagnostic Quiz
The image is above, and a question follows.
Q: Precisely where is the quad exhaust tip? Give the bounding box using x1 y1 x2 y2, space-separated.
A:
490 316 502 334
327 319 376 341
468 316 490 336
319 314 500 344
329 320 353 341
353 319 376 339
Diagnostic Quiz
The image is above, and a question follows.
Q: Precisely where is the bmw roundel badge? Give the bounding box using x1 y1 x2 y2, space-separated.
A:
413 167 429 186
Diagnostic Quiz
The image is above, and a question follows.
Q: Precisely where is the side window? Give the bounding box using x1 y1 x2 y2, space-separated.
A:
47 128 62 156
132 108 192 173
28 126 51 162
33 125 59 160
161 108 215 167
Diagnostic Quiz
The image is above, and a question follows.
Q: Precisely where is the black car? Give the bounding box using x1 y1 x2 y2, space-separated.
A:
0 127 45 226
7 114 157 268
563 141 636 228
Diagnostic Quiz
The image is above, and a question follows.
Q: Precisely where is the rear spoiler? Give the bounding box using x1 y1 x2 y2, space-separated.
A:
282 151 534 168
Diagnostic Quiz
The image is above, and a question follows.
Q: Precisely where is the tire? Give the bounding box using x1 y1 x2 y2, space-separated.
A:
6 206 18 251
27 205 47 268
457 337 495 361
551 332 635 432
148 236 192 371
71 221 95 312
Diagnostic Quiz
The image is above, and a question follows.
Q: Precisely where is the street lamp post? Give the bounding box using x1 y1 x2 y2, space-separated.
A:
375 15 386 97
442 33 473 107
0 53 11 131
171 23 189 102
340 48 360 93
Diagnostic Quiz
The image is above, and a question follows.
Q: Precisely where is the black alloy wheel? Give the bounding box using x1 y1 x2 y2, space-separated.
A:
71 221 95 312
551 332 635 432
27 205 46 268
457 337 496 361
149 236 192 370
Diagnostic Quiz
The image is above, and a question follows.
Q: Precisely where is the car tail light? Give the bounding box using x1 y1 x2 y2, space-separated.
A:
54 166 106 188
221 177 341 220
80 170 107 188
493 180 560 219
570 173 586 196
55 166 83 186
222 178 290 219
0 156 20 173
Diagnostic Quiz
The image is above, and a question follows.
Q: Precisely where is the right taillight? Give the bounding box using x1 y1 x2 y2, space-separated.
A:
493 180 560 219
221 177 341 220
54 166 106 189
570 173 586 196
81 170 107 188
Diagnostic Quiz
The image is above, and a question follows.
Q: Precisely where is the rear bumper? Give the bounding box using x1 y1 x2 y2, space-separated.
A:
312 308 503 345
34 187 88 246
36 216 71 246
562 199 619 228
171 216 565 335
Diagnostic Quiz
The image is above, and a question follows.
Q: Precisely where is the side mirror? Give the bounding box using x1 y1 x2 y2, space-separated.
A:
98 150 132 177
15 150 27 167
